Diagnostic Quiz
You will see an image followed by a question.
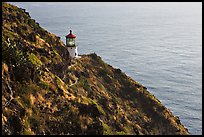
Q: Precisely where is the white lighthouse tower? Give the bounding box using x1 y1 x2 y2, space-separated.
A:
65 30 78 58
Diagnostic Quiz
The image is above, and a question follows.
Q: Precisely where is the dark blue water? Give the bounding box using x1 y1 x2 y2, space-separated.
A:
10 2 202 135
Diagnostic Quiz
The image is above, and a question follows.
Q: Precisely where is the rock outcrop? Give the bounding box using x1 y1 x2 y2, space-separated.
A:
2 2 189 135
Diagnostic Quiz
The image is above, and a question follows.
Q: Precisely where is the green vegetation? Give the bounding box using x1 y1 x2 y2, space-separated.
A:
78 76 92 92
38 80 50 90
2 2 189 135
40 56 50 64
89 99 106 116
52 49 62 63
2 38 28 67
115 131 127 135
22 118 34 135
28 53 42 67
101 120 112 135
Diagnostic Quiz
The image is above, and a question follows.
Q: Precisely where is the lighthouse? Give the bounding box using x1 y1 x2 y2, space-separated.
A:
65 30 78 58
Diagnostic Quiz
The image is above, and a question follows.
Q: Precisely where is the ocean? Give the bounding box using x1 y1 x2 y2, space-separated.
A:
10 2 202 135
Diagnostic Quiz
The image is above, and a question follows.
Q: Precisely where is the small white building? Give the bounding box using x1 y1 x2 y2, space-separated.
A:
65 30 78 58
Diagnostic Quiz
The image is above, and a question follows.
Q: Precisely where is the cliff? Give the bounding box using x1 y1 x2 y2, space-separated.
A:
2 2 189 135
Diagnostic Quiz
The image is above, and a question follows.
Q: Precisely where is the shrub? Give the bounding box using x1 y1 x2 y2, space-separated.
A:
89 99 106 116
101 120 112 135
40 56 50 64
2 38 27 67
28 53 42 67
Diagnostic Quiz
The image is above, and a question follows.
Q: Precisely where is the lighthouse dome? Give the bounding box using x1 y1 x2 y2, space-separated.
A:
66 30 76 38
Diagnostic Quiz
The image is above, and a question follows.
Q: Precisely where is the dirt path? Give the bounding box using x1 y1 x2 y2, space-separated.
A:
67 57 81 87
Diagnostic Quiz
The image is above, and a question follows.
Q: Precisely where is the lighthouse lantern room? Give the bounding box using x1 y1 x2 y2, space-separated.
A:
65 30 78 58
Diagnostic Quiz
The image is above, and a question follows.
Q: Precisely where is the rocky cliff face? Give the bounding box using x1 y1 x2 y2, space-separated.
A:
2 2 189 135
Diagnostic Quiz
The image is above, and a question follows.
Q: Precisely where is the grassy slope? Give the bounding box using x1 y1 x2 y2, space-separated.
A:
2 2 189 135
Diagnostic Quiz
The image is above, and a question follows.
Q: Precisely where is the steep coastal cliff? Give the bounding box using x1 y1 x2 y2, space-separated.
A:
2 3 189 135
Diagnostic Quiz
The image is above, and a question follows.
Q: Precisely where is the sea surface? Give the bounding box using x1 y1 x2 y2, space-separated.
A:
10 2 202 135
